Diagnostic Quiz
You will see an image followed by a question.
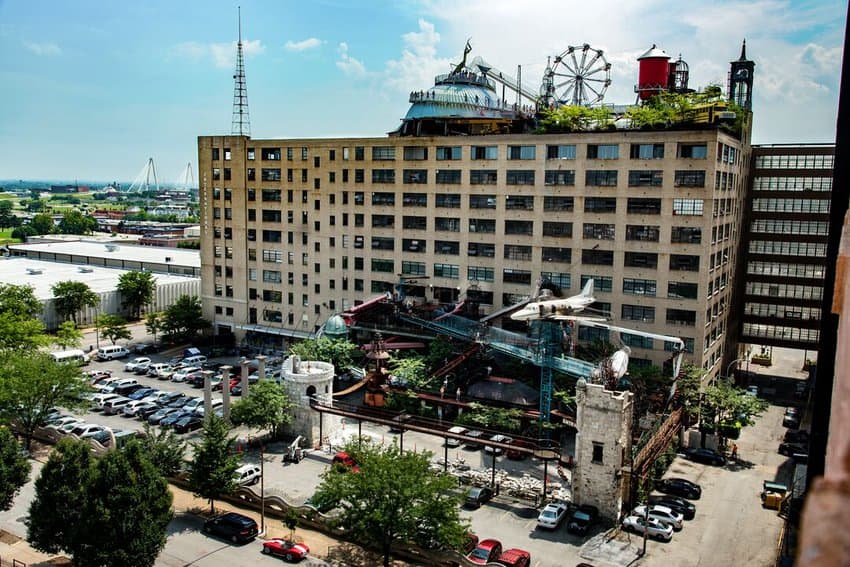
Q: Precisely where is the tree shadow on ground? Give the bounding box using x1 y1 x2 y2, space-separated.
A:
325 543 409 566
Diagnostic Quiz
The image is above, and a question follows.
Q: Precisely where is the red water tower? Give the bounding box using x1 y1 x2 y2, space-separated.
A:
636 44 670 100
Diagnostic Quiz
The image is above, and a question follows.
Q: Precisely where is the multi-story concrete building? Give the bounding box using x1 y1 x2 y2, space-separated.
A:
736 143 834 353
198 124 749 379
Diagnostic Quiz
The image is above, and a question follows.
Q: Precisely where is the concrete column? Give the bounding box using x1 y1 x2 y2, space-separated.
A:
241 359 250 399
257 355 267 381
220 365 231 421
202 370 213 420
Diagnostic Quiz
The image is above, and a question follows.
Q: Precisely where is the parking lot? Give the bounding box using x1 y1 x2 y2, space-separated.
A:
23 337 794 567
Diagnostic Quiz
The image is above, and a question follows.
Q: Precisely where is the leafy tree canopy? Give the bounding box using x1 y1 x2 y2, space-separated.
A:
387 356 429 390
145 311 164 344
230 379 294 437
117 270 156 319
190 416 240 513
161 295 210 342
313 440 468 567
455 402 524 433
0 283 42 317
0 425 30 511
57 210 97 235
703 378 769 428
138 423 187 477
54 320 83 351
30 212 53 234
51 280 99 325
98 313 132 345
0 351 90 449
289 337 360 373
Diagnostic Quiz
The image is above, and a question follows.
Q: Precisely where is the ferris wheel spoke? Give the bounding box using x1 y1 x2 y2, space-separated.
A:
583 77 609 83
561 84 575 105
570 52 581 76
585 83 603 101
578 50 589 74
583 67 608 77
555 78 576 90
582 52 601 74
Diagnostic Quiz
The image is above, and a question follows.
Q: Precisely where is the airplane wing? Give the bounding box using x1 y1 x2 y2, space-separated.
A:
545 314 610 323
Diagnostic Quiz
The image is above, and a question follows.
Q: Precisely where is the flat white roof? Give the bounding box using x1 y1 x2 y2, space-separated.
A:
9 240 200 268
0 257 198 300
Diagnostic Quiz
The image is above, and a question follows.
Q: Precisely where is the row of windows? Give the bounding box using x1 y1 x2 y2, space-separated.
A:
752 176 833 192
750 219 829 236
748 240 827 257
741 323 820 343
233 142 716 164
754 154 834 170
746 261 826 279
745 282 824 300
744 302 822 320
717 143 739 165
751 198 830 214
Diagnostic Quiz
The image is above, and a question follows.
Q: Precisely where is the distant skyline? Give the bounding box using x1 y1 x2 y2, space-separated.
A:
0 0 845 181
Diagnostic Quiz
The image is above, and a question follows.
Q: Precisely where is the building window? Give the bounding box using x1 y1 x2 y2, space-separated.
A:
402 261 426 276
470 195 496 209
668 281 698 299
468 266 494 282
674 170 706 187
372 192 396 206
434 263 460 278
354 169 365 183
403 169 427 184
262 148 281 160
624 252 658 268
470 170 498 185
622 304 655 322
670 254 700 271
372 169 396 183
673 199 704 216
503 268 532 284
628 170 663 186
544 170 576 185
592 443 604 464
506 170 535 185
581 249 614 266
508 145 536 160
544 196 574 211
626 198 662 214
585 170 618 186
504 245 533 261
435 194 461 208
403 216 427 230
543 221 572 237
372 146 396 160
436 146 462 160
402 193 427 207
583 223 615 240
584 197 616 213
505 196 534 210
542 247 571 263
625 225 659 242
435 217 461 232
546 144 576 159
471 145 498 160
505 220 533 235
436 170 462 184
371 259 394 273
371 237 395 250
623 278 657 296
403 146 427 160
435 240 459 255
372 214 394 228
678 143 708 159
666 308 697 326
671 226 702 243
468 243 495 258
261 168 281 182
587 144 619 159
630 143 665 159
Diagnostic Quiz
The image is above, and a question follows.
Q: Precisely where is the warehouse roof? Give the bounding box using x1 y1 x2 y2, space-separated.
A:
8 240 200 268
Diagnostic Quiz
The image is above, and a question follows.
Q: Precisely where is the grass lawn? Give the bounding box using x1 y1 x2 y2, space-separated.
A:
0 228 20 246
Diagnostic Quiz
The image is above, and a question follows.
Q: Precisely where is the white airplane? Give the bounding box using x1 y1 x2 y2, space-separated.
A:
510 279 597 321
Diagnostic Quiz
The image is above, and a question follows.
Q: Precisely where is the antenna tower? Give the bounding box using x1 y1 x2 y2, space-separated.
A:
231 7 251 136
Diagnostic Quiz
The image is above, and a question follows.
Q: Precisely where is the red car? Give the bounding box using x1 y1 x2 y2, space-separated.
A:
467 538 502 565
261 538 310 562
496 548 531 567
332 451 360 473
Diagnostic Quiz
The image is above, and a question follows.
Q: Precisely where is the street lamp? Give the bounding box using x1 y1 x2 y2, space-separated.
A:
725 357 748 382
95 307 100 350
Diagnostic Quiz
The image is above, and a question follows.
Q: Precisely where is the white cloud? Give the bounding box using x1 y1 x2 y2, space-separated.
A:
384 19 453 92
23 40 61 56
285 37 322 52
170 39 264 69
336 42 367 77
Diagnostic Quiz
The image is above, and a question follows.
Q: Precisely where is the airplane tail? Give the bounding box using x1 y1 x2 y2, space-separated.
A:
580 278 594 298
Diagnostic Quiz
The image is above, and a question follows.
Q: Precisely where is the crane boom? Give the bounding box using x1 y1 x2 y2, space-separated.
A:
469 56 540 105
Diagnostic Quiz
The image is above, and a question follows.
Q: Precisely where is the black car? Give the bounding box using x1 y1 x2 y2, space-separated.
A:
463 430 484 450
202 512 258 543
173 414 204 433
134 343 159 355
137 404 163 420
114 383 144 397
778 442 808 457
656 477 701 500
648 495 696 520
464 486 494 508
684 447 726 466
566 504 599 535
784 429 810 444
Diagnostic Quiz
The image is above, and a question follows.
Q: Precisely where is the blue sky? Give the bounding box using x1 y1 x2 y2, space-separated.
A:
0 0 845 182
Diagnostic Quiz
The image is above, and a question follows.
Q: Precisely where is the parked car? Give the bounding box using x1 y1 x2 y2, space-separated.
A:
122 400 158 418
331 452 359 473
632 504 684 530
70 423 110 439
783 407 801 429
134 342 159 355
141 390 174 405
622 515 673 541
160 410 196 428
96 345 130 361
648 495 696 520
784 429 810 444
745 385 759 397
484 434 513 455
113 383 144 397
261 538 310 562
101 396 132 416
445 425 468 448
171 366 202 383
180 397 204 413
536 501 569 529
193 399 224 417
85 369 112 383
158 392 187 406
467 538 503 565
684 447 726 466
45 416 84 431
128 387 156 401
137 403 163 420
203 512 258 543
148 407 183 425
234 464 262 486
91 393 121 411
463 430 484 450
124 357 151 372
656 477 702 500
464 486 494 509
779 442 809 457
496 548 531 567
566 504 599 535
173 414 204 434
505 439 532 460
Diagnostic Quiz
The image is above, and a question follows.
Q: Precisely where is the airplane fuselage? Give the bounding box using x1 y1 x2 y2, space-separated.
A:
511 298 595 321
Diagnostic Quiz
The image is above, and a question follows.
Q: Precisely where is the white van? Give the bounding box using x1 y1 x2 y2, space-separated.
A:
51 349 89 366
97 345 130 361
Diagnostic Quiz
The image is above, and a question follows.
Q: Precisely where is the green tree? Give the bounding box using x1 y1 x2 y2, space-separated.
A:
230 380 294 438
703 378 769 441
53 320 83 351
0 201 15 229
313 440 467 567
117 270 156 319
138 423 187 477
0 425 30 511
190 416 239 513
0 283 47 354
30 212 54 235
455 402 524 432
387 356 429 390
161 295 210 342
57 210 97 235
28 438 173 567
0 351 90 449
145 311 164 345
10 225 36 241
423 335 453 370
98 313 132 345
51 280 100 325
27 438 93 558
289 337 359 373
26 199 47 214
0 282 42 316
